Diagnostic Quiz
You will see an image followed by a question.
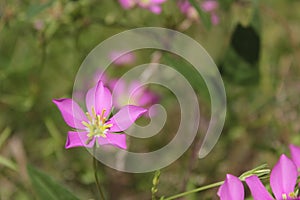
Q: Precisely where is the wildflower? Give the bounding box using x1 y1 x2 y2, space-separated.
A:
178 0 219 25
201 0 219 24
119 0 135 9
217 174 244 200
118 0 166 14
178 0 198 20
246 154 299 200
109 79 159 112
53 81 147 149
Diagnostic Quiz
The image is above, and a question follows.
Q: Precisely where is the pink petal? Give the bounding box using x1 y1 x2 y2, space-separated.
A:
201 0 218 12
119 0 135 9
178 0 191 13
270 154 298 199
289 144 300 169
53 98 87 129
148 5 162 14
65 131 95 149
245 175 274 200
97 86 112 117
85 84 96 114
217 174 244 200
98 133 127 149
211 12 219 25
138 90 160 106
86 81 112 118
108 105 147 132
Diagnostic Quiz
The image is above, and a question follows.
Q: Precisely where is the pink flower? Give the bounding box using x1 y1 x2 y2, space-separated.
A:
178 0 198 20
246 154 299 200
202 0 219 25
178 0 219 25
289 144 300 169
201 0 218 12
53 81 147 149
137 0 166 14
217 174 244 200
119 0 135 9
109 79 159 112
109 51 136 66
118 0 166 14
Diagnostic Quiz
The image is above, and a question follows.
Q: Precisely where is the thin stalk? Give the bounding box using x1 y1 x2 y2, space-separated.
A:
93 146 106 200
163 181 224 200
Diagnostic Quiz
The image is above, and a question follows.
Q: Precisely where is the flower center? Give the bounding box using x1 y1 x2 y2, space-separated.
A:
82 107 112 144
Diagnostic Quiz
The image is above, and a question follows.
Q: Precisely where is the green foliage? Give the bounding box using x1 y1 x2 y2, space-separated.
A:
0 156 18 171
0 0 300 199
220 1 261 85
27 165 80 200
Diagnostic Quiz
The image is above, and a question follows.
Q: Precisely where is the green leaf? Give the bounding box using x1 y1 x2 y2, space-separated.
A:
44 118 63 145
0 156 18 171
0 127 11 149
220 2 261 85
27 165 80 200
231 24 260 65
220 47 260 85
188 0 211 29
26 0 55 19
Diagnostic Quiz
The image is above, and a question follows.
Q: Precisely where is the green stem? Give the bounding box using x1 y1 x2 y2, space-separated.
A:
163 181 224 200
93 146 106 200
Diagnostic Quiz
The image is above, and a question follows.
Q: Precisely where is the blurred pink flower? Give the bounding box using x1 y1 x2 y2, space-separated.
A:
53 81 147 149
119 0 135 9
33 19 45 31
109 51 136 66
118 0 166 14
246 154 299 200
178 0 198 20
178 0 219 25
217 174 244 200
201 0 218 12
109 79 160 113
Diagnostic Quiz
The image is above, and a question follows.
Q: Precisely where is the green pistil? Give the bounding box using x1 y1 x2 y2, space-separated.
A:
82 107 113 145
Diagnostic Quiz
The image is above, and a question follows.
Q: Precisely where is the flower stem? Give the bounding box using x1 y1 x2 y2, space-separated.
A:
162 164 270 200
163 181 224 200
93 146 106 200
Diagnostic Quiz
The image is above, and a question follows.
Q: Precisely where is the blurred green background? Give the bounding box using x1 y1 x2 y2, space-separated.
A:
0 0 300 199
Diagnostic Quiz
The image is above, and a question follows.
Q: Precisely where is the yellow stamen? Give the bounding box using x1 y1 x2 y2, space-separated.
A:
86 112 92 122
100 109 106 122
82 108 113 145
91 106 96 118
